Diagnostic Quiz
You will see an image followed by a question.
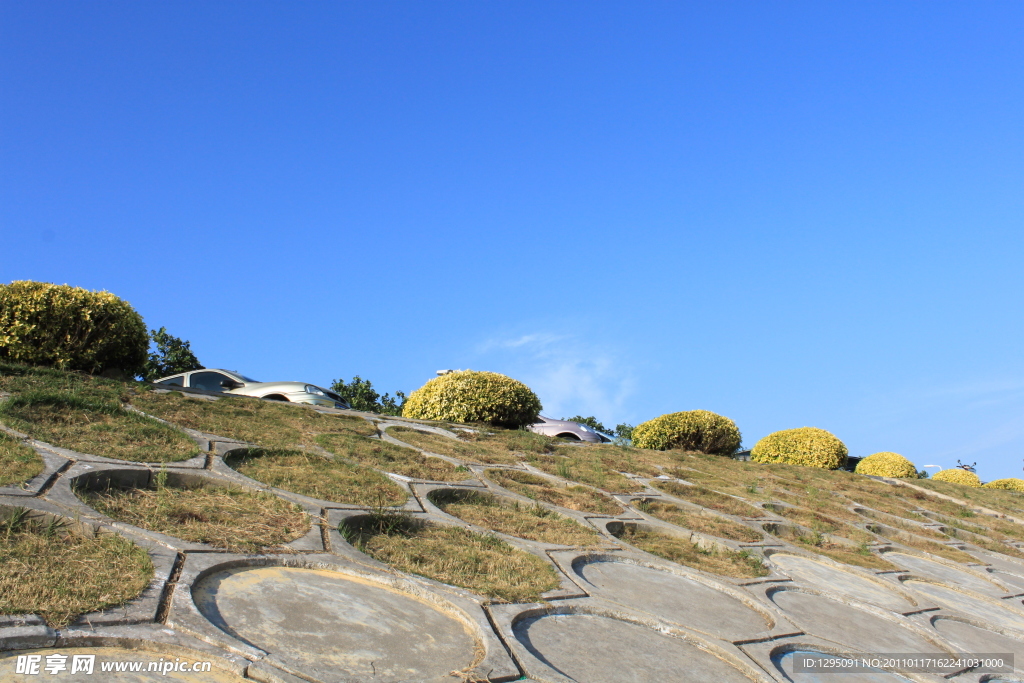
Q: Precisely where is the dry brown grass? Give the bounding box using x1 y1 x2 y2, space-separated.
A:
131 390 376 449
0 432 43 486
635 500 762 542
669 467 744 491
867 525 978 564
225 447 407 506
386 426 556 465
0 510 153 627
0 392 201 463
528 451 648 494
857 510 949 540
319 433 473 482
652 480 761 517
484 468 623 515
765 524 895 571
613 526 768 578
342 514 560 602
765 505 875 544
80 480 309 553
429 490 603 546
912 478 1024 517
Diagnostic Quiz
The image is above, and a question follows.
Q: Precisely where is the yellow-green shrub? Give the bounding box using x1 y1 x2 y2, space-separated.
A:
751 427 847 469
631 410 741 455
983 478 1024 492
0 281 147 376
401 370 541 428
932 469 981 487
855 452 917 478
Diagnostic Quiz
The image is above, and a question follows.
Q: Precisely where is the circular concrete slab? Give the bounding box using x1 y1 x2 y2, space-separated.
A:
771 649 912 683
192 566 477 682
0 647 243 682
883 552 1005 596
931 618 1024 672
904 580 1024 632
769 589 940 654
513 613 754 683
575 560 771 639
771 554 913 612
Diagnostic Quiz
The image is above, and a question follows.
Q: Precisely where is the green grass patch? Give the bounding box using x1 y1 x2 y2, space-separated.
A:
635 499 762 542
0 509 154 627
429 489 602 546
385 425 556 465
131 389 376 449
225 447 407 506
340 512 560 602
484 468 623 515
318 433 473 482
0 391 200 463
0 361 129 402
78 478 309 553
0 432 44 486
613 526 768 578
652 480 761 518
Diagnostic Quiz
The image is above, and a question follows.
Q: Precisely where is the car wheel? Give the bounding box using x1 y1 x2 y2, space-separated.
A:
557 433 582 441
263 395 289 401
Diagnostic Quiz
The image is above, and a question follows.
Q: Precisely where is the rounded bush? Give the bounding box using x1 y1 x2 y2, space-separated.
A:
931 469 982 487
401 370 542 428
631 410 741 455
983 478 1024 492
751 427 847 469
855 452 917 478
0 281 148 376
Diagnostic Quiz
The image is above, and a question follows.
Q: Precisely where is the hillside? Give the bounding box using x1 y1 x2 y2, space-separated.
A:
2 360 1024 682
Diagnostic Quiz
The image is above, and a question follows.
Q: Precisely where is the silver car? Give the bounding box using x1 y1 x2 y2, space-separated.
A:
152 369 350 409
528 416 611 443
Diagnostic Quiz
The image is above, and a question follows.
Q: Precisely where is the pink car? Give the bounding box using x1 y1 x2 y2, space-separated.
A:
527 416 611 443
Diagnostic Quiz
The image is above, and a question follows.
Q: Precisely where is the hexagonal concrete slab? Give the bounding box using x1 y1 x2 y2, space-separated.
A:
931 617 1024 672
769 589 941 654
904 580 1024 633
574 559 772 640
770 554 914 612
883 552 1007 596
192 566 478 682
513 612 756 683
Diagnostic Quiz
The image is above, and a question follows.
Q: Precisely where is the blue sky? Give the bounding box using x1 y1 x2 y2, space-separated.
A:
2 2 1022 480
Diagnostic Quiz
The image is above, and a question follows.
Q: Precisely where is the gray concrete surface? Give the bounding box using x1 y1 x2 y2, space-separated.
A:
513 612 756 683
5 398 1024 683
768 588 947 654
574 559 772 640
770 554 916 612
192 565 477 683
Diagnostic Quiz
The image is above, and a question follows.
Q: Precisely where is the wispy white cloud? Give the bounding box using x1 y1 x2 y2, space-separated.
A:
476 333 566 353
472 331 637 425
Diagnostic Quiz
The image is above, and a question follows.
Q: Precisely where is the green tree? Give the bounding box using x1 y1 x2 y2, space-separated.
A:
141 327 202 381
562 416 635 439
614 423 635 440
563 415 611 435
330 376 407 415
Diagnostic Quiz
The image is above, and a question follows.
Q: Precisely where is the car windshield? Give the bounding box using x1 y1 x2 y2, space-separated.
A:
225 371 259 383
